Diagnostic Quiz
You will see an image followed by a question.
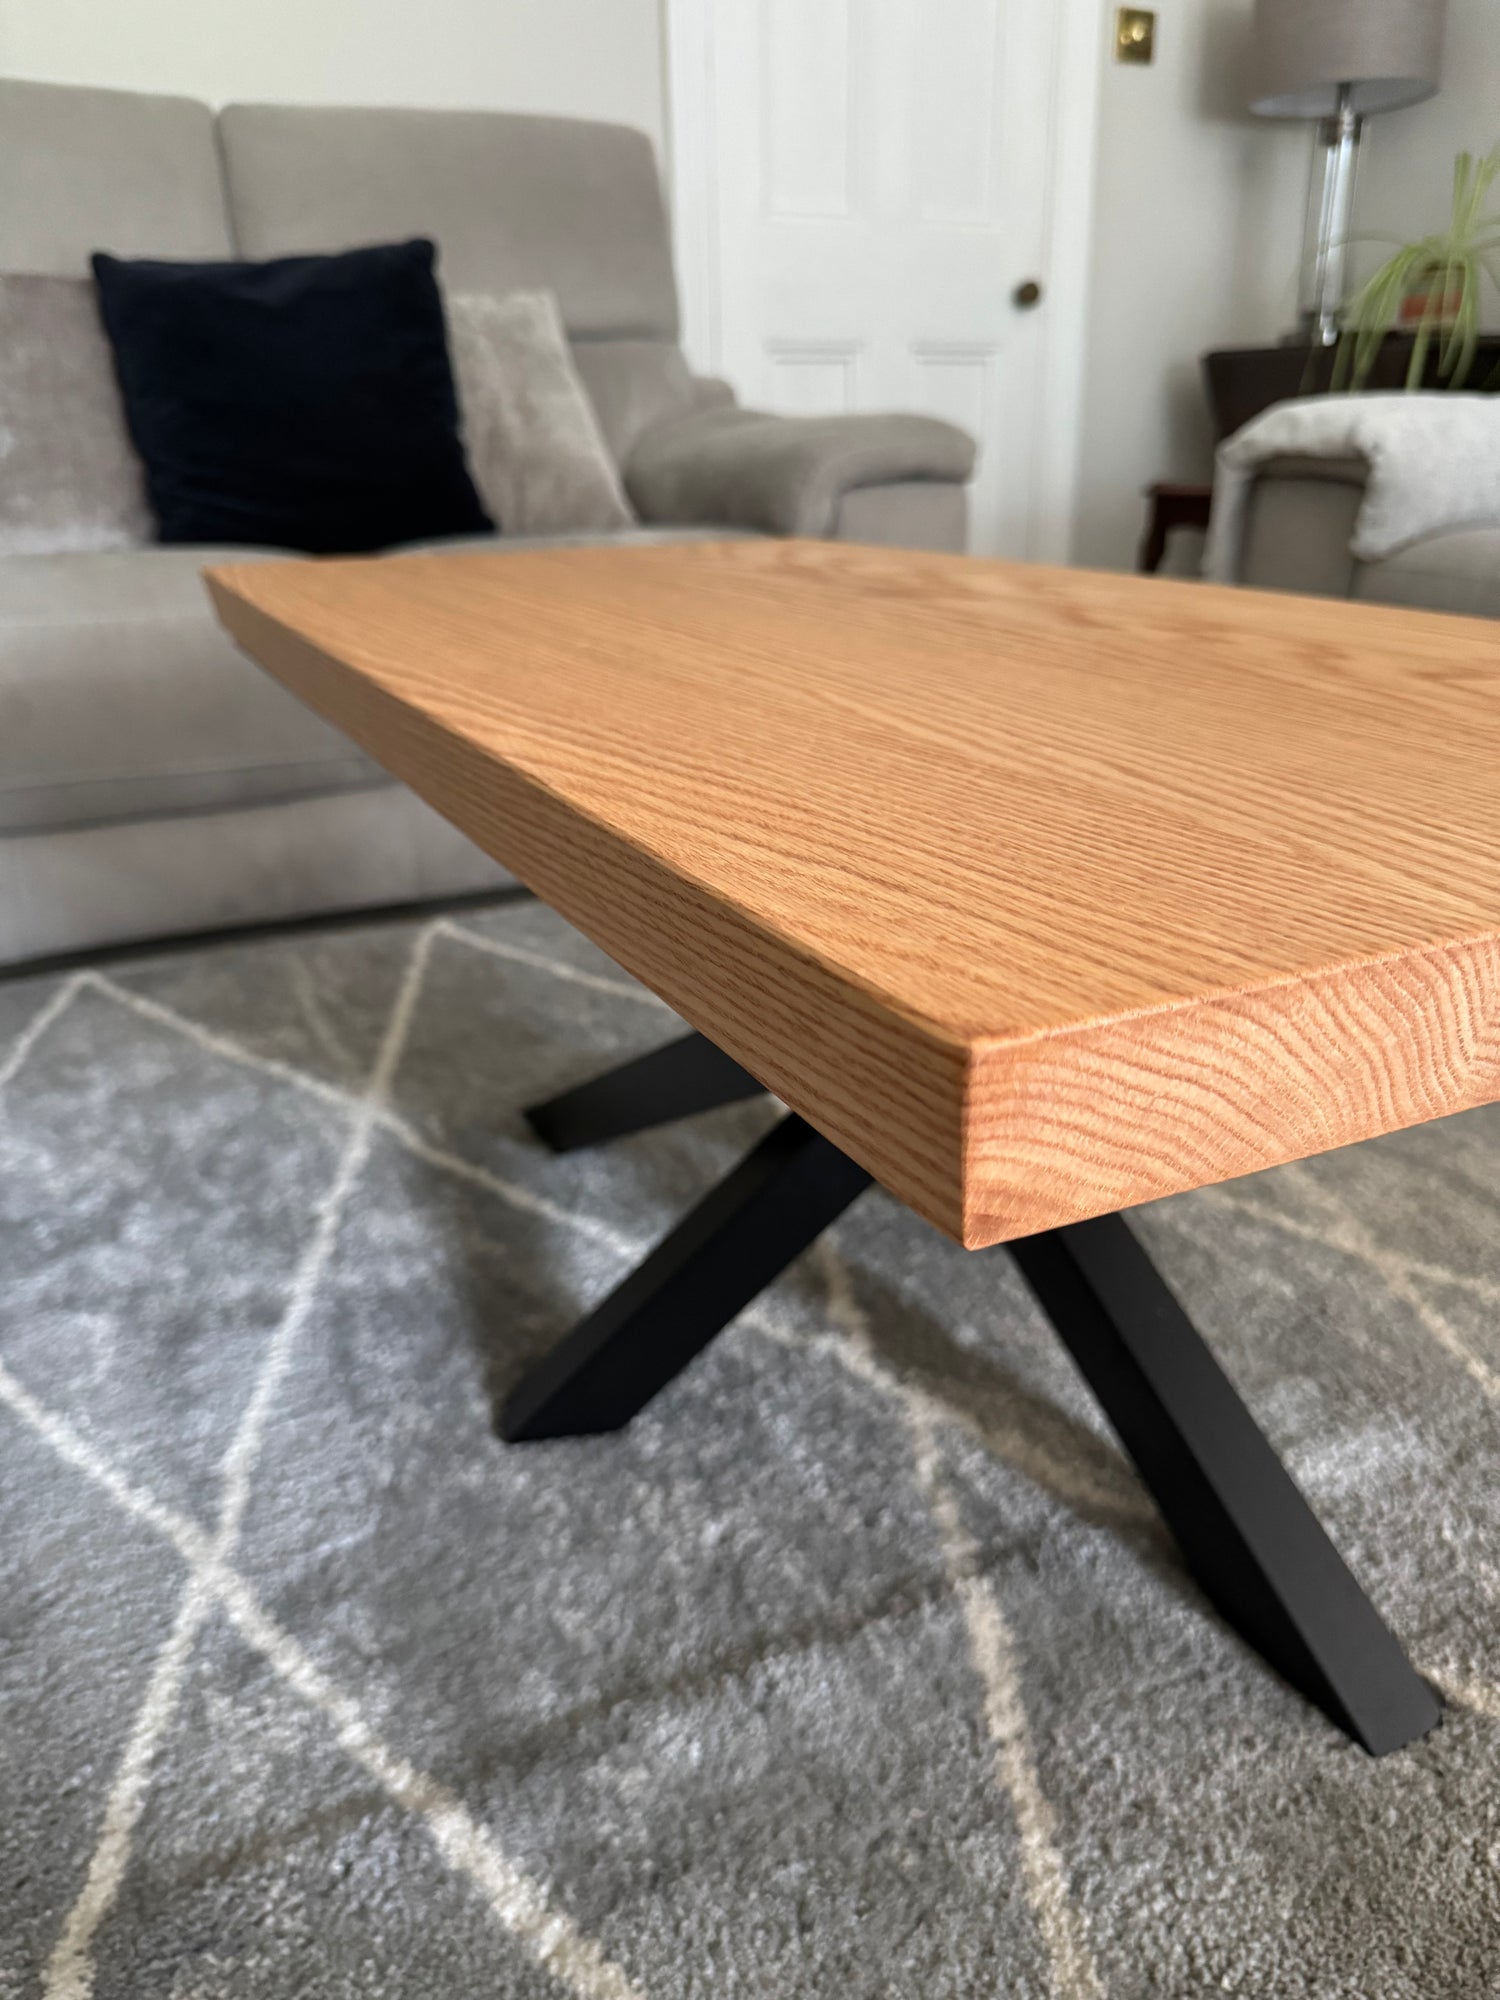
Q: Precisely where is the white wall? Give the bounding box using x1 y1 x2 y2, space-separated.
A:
0 0 666 148
1071 0 1307 570
1352 0 1500 288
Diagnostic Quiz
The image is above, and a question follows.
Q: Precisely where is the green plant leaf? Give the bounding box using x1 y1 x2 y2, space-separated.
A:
1345 244 1422 388
1436 253 1465 375
1443 259 1480 386
1342 145 1500 391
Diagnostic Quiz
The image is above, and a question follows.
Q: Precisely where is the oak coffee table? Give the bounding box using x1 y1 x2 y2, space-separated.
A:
209 539 1500 1758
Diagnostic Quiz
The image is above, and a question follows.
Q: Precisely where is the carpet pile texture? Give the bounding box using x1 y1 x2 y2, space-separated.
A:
3 895 1498 1998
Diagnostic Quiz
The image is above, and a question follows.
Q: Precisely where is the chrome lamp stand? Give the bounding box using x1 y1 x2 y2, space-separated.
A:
1302 83 1363 348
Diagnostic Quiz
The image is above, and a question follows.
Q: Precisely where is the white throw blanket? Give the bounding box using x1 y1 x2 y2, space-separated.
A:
1204 392 1500 580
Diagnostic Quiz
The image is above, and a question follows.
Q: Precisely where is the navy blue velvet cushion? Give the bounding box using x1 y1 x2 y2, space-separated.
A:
91 239 491 554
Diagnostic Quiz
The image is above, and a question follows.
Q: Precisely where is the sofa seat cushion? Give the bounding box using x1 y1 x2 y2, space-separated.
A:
0 548 388 835
391 525 764 558
1353 528 1500 620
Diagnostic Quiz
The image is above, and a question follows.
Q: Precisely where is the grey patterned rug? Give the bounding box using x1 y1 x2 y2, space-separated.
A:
3 893 1499 2000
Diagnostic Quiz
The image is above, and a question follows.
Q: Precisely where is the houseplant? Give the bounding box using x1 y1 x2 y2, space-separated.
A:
1336 145 1500 391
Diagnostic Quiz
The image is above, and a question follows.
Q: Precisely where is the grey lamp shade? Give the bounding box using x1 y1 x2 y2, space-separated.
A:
1249 0 1446 117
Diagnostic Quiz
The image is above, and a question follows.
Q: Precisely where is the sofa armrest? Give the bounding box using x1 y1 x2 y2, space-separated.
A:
1207 386 1500 598
624 406 976 540
1232 454 1368 597
833 479 968 553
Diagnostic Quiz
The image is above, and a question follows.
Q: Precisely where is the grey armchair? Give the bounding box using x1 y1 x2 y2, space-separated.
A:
1206 394 1500 618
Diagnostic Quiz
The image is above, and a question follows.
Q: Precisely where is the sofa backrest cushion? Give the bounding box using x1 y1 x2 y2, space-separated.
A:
570 341 698 468
218 104 679 343
0 79 232 276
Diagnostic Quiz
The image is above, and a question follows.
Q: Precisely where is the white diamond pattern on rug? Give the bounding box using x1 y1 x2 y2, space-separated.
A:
0 1401 189 2000
0 979 346 1526
87 1606 615 2000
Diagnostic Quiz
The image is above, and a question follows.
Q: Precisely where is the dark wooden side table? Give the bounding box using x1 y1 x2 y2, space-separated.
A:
1139 481 1212 574
1204 336 1500 443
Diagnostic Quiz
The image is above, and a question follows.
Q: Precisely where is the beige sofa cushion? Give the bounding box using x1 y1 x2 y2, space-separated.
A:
446 291 632 536
0 549 386 835
0 275 150 556
217 103 677 339
0 784 508 968
0 78 231 275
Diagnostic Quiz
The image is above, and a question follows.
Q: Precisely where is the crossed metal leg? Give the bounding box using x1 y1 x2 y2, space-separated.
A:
501 1108 871 1442
523 1030 764 1153
503 1029 1441 1756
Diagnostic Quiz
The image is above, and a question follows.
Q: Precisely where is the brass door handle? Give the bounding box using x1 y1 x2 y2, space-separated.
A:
1013 279 1044 309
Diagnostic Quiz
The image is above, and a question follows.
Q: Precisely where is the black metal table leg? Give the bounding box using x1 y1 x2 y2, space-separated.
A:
500 1114 872 1440
508 1017 1437 1753
1007 1214 1441 1756
525 1030 766 1153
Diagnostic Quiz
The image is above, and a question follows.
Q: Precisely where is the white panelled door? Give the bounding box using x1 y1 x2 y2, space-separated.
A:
668 0 1101 559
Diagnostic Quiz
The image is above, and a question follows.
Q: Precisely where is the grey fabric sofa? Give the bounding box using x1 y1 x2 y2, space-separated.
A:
0 79 974 969
1219 452 1500 618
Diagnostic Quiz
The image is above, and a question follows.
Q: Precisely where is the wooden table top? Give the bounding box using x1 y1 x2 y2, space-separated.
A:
208 539 1500 1248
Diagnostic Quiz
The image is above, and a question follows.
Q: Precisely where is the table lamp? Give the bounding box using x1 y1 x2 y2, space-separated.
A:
1249 0 1447 347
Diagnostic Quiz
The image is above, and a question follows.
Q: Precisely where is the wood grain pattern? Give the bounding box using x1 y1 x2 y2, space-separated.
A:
207 539 1500 1247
